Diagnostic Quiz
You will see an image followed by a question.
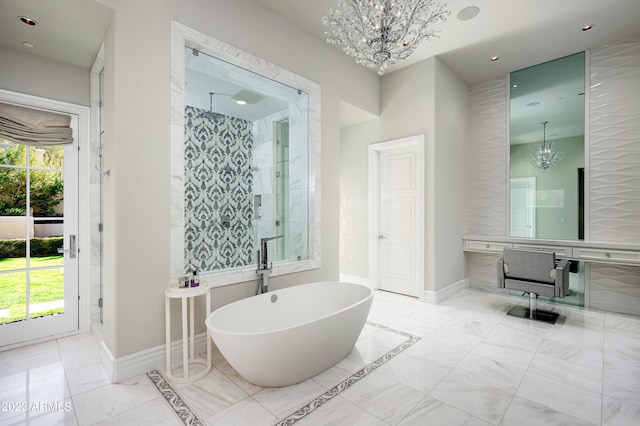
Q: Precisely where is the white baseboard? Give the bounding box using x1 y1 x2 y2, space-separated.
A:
100 333 210 383
423 278 468 304
339 274 371 288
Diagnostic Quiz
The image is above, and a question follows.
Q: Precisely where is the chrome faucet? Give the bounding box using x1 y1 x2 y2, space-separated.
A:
256 236 282 294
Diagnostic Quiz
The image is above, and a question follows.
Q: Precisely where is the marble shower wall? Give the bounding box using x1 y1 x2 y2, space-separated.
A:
252 100 309 262
183 106 254 273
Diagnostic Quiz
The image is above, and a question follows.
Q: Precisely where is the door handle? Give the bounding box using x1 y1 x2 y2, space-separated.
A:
57 235 76 259
378 235 386 240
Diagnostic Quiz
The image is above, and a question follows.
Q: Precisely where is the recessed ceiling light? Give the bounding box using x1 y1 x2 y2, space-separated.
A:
582 24 595 31
457 6 480 21
18 16 38 26
236 99 247 105
512 84 519 88
490 56 499 62
22 42 35 48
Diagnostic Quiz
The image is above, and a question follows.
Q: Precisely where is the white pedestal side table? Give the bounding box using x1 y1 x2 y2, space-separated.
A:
165 283 211 382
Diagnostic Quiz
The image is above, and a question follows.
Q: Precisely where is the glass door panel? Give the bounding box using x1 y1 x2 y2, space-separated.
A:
0 107 78 348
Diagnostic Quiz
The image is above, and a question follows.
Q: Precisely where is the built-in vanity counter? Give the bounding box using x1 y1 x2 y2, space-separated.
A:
464 236 640 267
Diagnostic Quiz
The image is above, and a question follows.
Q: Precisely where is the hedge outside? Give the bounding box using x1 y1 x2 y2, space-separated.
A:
0 237 63 258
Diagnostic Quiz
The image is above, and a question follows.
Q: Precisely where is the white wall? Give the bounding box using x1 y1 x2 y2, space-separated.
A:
96 0 379 359
340 57 469 294
0 46 90 106
339 119 381 279
432 59 469 291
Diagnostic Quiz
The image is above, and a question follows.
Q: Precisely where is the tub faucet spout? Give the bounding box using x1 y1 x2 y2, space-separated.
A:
256 236 282 294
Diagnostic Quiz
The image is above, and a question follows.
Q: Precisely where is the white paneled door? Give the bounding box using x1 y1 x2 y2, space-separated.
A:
370 136 423 298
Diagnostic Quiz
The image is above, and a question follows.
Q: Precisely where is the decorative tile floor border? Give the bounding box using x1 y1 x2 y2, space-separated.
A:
147 322 420 426
146 370 205 426
275 321 420 425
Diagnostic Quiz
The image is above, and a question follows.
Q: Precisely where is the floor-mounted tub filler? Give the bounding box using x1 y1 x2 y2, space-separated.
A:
205 281 373 387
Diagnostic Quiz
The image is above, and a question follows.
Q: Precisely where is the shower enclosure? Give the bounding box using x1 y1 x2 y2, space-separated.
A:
182 47 309 274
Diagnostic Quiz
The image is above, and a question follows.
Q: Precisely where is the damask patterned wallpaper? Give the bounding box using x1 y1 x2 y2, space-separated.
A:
183 106 254 273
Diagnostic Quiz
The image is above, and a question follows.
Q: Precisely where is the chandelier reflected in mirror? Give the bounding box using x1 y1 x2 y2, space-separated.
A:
322 0 450 75
529 121 566 172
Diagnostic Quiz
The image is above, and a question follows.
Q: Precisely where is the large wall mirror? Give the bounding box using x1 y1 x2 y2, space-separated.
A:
170 22 321 280
509 52 586 240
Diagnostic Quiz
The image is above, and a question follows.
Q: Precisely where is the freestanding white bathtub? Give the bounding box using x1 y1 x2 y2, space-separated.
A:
205 281 373 387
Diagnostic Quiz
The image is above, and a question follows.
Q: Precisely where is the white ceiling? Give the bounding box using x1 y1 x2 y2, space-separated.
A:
255 0 640 85
0 0 112 69
1 0 639 131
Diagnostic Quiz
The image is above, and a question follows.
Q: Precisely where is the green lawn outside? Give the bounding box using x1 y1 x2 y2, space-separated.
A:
0 256 64 324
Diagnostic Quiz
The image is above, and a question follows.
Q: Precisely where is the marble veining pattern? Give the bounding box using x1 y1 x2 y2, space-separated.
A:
170 21 322 283
2 289 640 425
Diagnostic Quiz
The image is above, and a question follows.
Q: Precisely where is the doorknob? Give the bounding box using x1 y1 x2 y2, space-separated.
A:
56 235 76 259
378 235 386 240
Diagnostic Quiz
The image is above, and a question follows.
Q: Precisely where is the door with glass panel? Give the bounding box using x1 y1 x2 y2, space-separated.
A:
0 112 78 348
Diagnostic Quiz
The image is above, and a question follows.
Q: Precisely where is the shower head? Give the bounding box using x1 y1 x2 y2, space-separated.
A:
199 91 233 120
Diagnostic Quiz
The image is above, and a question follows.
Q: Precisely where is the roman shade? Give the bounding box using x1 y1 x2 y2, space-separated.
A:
0 102 73 146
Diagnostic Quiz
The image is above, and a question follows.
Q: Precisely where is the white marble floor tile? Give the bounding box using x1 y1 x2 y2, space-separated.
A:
429 371 513 425
346 329 408 366
402 337 468 369
339 372 426 425
418 327 481 352
517 371 601 425
0 397 77 426
205 397 276 426
252 379 327 419
605 312 640 338
295 395 387 426
604 332 640 380
454 353 525 394
0 341 61 378
602 370 640 405
602 395 640 426
527 353 602 394
93 397 182 426
482 323 546 352
439 310 501 339
407 304 461 327
71 375 159 425
376 352 450 394
65 363 111 396
173 368 248 419
210 348 263 395
470 342 534 371
536 337 603 371
0 361 66 393
545 321 605 351
398 395 491 426
311 356 363 389
0 371 71 423
374 314 439 337
1 289 638 426
501 396 594 426
56 334 102 373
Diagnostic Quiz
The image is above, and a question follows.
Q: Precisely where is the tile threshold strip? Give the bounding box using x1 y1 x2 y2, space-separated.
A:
147 321 420 426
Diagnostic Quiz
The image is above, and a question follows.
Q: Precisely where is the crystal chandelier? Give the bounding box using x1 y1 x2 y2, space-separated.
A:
528 121 566 172
322 0 450 75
